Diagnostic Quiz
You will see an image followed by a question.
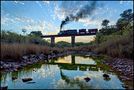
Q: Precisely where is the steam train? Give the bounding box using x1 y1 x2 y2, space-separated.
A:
58 29 98 35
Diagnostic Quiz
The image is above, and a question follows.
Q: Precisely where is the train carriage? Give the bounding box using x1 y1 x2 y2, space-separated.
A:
79 29 86 34
88 29 98 34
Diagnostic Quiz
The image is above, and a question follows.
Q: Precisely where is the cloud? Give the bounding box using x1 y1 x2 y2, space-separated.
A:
13 1 25 5
119 1 133 5
3 16 34 25
54 4 66 20
21 20 59 35
1 17 11 25
22 21 45 34
42 1 50 4
14 17 35 23
78 17 116 29
53 1 86 21
1 14 16 25
79 18 102 29
1 11 59 35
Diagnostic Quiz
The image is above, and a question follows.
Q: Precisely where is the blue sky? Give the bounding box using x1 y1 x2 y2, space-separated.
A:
1 1 133 42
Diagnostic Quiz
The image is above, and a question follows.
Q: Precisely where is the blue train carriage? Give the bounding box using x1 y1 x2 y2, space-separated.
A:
79 29 86 34
58 29 77 35
88 29 98 35
65 29 77 35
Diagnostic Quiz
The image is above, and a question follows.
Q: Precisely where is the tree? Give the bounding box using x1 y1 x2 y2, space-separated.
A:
120 9 133 22
28 31 43 44
101 19 110 28
22 29 26 35
29 31 42 36
116 9 133 31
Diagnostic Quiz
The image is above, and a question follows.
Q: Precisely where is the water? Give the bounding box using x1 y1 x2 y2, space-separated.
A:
0 55 125 89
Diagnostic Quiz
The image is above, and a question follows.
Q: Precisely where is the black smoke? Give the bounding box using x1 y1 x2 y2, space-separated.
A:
60 1 97 30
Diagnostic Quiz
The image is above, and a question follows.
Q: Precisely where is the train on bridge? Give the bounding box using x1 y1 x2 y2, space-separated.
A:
58 29 98 35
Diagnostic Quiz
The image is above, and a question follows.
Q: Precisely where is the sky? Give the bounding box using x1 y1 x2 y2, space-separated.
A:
1 1 133 43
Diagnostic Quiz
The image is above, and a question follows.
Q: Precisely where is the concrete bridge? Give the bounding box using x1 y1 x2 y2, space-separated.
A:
41 33 96 47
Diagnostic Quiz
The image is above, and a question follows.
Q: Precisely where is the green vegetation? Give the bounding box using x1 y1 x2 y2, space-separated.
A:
1 30 49 45
93 9 133 59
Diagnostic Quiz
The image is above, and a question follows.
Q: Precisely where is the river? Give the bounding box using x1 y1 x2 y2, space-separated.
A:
0 54 125 89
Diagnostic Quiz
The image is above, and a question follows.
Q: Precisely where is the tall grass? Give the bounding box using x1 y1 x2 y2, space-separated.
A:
1 43 52 61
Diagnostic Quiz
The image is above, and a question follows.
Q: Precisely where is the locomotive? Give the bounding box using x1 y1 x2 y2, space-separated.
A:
58 29 98 35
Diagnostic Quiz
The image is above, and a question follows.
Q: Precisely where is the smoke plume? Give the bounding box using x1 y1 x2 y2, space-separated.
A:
60 1 97 30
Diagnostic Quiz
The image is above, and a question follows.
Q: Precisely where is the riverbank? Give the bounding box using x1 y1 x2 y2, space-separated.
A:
103 57 133 89
0 51 76 72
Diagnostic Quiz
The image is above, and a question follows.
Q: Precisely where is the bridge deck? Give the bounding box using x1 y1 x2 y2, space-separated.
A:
41 33 96 38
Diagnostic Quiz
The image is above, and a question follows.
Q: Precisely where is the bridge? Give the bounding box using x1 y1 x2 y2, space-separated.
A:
41 33 96 47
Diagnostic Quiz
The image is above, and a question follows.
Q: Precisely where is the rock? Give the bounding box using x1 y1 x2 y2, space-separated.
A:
0 61 4 65
103 74 111 81
104 77 111 81
103 74 109 78
122 84 129 89
84 77 91 82
38 54 45 60
13 68 18 72
33 69 36 72
27 62 32 65
22 78 33 82
22 56 29 60
12 77 17 80
0 86 8 90
30 55 36 58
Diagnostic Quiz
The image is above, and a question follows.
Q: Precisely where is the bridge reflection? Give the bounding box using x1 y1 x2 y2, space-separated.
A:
47 55 98 71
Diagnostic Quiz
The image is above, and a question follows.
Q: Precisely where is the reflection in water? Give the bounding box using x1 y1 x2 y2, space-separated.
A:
0 55 124 89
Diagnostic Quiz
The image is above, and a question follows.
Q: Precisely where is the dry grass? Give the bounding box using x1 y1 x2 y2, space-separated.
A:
1 43 52 61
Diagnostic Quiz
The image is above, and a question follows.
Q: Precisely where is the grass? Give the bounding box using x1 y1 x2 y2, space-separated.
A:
1 43 52 61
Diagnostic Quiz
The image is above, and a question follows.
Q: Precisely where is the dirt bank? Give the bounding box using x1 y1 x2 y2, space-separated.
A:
103 57 133 89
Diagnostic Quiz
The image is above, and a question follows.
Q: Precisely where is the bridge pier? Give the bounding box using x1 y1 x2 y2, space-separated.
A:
71 36 75 47
51 37 55 47
71 55 75 64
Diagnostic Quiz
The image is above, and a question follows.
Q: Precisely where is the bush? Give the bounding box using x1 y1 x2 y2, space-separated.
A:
94 29 133 59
